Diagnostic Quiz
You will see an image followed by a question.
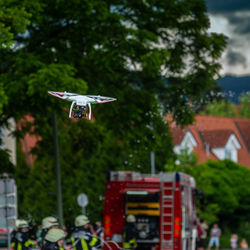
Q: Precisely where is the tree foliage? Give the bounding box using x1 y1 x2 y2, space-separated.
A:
193 160 250 246
239 91 250 118
0 0 32 114
166 158 250 247
201 91 250 118
201 99 237 117
0 0 227 224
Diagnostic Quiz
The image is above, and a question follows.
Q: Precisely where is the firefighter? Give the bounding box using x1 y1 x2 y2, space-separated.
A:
11 219 36 250
41 216 59 247
70 215 99 250
42 228 65 250
123 214 137 249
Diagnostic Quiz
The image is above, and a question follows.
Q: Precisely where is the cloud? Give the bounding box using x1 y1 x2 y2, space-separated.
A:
206 1 250 35
206 1 250 75
226 50 247 68
227 13 250 35
205 0 250 13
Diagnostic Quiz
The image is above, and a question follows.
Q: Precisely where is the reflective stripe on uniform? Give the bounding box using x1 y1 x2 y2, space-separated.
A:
123 237 137 249
17 242 22 250
80 238 88 250
89 237 98 247
123 241 131 249
71 237 77 250
24 239 35 247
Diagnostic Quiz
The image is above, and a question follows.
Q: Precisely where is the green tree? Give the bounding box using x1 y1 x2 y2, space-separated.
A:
191 160 250 230
239 92 250 118
166 158 250 247
0 0 226 224
201 99 237 117
165 148 198 173
0 0 33 115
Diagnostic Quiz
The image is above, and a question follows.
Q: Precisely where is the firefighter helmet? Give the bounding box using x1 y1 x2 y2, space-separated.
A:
42 216 59 229
45 228 65 243
17 219 29 228
75 215 90 227
126 214 136 223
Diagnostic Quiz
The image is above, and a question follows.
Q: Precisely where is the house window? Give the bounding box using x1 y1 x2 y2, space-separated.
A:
225 148 238 162
225 148 232 160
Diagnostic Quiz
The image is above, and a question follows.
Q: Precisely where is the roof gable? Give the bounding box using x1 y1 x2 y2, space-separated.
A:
199 130 235 148
168 115 250 167
225 134 241 150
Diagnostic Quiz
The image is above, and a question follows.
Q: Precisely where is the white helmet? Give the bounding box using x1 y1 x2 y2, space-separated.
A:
42 216 59 229
126 214 136 223
45 228 65 243
75 215 90 227
17 219 29 229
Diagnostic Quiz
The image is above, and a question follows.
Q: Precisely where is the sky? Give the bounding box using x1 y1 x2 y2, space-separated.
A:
206 0 250 76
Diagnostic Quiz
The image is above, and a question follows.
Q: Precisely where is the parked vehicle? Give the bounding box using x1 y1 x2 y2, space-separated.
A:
103 171 198 250
0 228 7 247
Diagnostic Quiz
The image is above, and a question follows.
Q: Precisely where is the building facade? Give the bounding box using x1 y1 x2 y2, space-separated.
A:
168 115 250 167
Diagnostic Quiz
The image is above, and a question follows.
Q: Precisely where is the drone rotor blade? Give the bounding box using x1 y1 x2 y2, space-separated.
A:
69 101 76 118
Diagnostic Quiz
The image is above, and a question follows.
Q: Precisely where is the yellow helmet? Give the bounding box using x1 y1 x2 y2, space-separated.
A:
17 219 28 229
42 216 59 229
126 214 136 223
45 228 65 243
75 215 89 227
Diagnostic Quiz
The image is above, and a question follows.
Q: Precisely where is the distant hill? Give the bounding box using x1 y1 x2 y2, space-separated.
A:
217 75 250 104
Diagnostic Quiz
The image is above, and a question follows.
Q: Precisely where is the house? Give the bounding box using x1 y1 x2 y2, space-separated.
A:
17 115 40 166
0 116 40 167
168 115 250 167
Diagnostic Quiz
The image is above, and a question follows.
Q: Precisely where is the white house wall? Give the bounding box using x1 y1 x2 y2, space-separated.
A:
174 131 197 155
212 148 225 160
212 134 241 162
1 118 16 165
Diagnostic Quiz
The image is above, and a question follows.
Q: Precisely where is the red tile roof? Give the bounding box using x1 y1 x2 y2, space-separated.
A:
199 130 234 148
235 119 250 152
168 115 250 167
170 127 186 145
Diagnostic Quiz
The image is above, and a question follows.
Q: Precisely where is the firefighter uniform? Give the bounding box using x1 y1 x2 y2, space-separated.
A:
42 228 65 250
123 215 137 249
70 215 98 250
41 216 59 247
11 220 36 250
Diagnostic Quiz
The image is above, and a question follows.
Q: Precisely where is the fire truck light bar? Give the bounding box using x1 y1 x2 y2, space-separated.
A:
126 191 148 195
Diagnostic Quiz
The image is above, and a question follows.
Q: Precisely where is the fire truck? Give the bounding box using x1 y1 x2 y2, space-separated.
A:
103 171 199 250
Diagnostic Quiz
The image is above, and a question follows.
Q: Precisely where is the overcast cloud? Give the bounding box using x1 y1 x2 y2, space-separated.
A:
205 0 250 76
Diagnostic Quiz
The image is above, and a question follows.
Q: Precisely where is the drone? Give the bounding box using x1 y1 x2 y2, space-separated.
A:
48 91 117 120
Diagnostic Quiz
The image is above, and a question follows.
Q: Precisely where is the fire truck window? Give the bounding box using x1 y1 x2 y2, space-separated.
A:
181 185 188 232
181 185 191 231
125 192 159 202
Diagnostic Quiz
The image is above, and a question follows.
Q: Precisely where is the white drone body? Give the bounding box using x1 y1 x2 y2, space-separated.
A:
48 91 117 120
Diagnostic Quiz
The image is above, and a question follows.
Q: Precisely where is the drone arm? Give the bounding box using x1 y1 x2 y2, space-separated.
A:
88 103 91 120
69 101 76 118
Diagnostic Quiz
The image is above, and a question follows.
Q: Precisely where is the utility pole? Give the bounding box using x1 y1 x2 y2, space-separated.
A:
150 151 155 175
52 112 64 227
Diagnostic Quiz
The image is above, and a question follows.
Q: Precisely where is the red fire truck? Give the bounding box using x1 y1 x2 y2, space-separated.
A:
103 171 198 250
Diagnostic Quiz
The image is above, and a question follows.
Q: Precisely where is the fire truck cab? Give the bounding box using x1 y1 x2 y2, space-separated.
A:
103 171 198 250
